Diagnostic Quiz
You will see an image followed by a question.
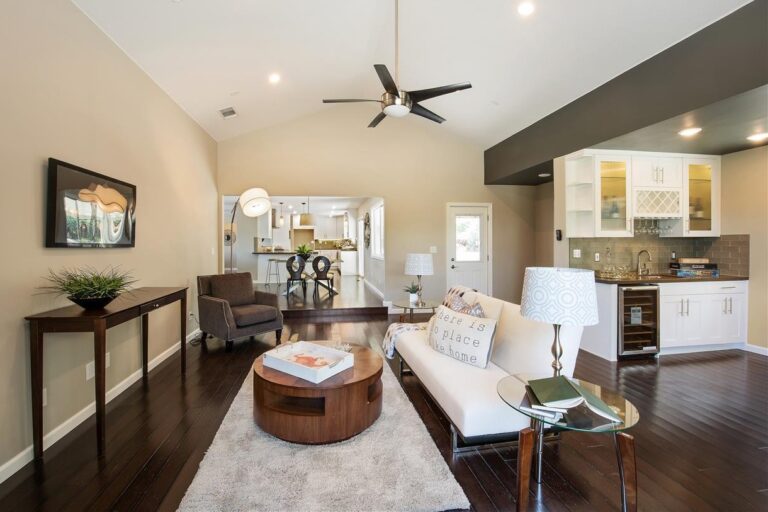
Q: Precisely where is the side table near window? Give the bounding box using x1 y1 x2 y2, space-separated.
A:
25 287 188 460
392 299 439 323
497 376 640 512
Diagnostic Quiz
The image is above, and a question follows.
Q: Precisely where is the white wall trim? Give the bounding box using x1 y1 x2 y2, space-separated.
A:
743 343 768 356
658 342 746 356
363 278 384 299
445 202 493 296
0 329 199 485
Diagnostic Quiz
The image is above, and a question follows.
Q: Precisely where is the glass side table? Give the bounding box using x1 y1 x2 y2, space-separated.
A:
391 299 440 323
497 375 640 512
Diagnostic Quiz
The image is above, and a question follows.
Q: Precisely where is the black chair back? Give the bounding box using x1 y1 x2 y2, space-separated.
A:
312 256 332 279
286 256 305 280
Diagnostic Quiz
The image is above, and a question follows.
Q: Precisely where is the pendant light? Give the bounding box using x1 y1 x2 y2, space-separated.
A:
277 202 285 228
300 196 315 226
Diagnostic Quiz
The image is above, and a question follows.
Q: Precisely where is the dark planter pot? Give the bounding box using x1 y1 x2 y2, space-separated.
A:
298 253 311 261
69 295 118 310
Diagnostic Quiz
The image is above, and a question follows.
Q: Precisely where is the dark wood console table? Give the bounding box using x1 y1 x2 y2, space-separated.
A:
25 287 187 459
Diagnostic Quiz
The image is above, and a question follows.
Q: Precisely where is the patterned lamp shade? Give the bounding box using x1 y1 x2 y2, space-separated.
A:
520 267 599 326
404 253 434 276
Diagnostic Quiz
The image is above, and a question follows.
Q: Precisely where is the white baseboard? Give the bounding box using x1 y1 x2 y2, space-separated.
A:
363 279 384 300
0 329 199 485
742 343 768 356
659 342 745 356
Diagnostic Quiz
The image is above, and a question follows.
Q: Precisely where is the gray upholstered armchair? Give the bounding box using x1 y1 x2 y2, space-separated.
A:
197 272 283 350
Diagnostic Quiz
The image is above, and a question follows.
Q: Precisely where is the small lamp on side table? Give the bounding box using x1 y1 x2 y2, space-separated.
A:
520 267 599 377
404 253 433 307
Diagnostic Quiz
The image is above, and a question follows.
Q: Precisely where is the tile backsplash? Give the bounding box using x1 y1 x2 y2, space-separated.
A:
569 234 750 277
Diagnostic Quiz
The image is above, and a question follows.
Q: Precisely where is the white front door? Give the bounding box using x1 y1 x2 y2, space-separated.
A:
447 204 491 294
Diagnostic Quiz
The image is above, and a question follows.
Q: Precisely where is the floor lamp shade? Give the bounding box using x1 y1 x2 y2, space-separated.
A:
520 267 598 326
238 188 271 217
404 253 434 276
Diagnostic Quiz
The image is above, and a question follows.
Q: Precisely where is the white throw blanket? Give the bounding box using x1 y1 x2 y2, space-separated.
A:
382 322 428 359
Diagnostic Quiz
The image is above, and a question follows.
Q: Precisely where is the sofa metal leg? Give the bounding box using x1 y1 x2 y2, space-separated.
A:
276 328 282 345
225 340 234 352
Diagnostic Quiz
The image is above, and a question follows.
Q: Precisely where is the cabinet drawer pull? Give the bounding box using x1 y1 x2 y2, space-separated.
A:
720 286 736 289
728 297 733 315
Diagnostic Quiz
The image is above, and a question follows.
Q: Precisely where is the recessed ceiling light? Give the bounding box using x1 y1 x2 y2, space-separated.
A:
538 173 551 178
746 132 768 142
219 106 237 119
678 127 702 137
518 2 535 17
268 73 281 85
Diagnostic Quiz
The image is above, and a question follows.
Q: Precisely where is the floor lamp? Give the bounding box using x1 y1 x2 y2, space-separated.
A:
520 267 598 376
228 188 271 274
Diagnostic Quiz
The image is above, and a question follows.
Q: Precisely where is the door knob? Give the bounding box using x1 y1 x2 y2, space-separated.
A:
451 265 456 269
450 257 455 262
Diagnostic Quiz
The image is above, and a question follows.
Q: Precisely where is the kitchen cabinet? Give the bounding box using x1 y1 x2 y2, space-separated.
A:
257 208 273 240
632 156 682 188
659 281 747 349
566 150 720 238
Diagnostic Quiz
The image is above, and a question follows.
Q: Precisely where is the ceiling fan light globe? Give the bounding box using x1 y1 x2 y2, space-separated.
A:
384 104 410 118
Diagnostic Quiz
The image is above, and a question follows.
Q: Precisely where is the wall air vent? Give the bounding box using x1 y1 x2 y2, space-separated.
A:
219 107 237 119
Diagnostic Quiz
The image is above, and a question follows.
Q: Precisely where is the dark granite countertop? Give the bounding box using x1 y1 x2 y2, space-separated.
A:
595 274 749 285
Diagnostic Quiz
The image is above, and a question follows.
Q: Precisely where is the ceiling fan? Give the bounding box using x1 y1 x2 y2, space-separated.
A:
322 0 472 128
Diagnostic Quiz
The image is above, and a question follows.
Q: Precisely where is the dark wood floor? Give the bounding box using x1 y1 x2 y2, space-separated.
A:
0 315 766 511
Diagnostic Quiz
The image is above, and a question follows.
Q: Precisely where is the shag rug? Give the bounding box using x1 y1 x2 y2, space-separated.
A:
178 360 469 512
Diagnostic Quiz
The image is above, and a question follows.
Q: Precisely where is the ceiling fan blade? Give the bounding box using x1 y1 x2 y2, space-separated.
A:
368 112 386 128
323 99 382 103
411 103 446 124
374 64 399 96
408 82 472 103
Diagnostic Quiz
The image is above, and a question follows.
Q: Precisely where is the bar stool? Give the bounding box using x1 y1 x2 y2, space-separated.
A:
266 258 286 287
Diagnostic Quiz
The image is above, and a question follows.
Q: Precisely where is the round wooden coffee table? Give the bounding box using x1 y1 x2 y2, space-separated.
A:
253 341 383 444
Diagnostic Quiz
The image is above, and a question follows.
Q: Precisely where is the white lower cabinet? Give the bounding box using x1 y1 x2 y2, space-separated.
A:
659 281 748 349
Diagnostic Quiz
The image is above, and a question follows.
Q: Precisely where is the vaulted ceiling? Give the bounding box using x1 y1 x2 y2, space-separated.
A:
72 0 751 146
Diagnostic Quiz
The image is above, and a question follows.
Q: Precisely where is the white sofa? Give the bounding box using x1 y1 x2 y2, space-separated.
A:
395 289 583 451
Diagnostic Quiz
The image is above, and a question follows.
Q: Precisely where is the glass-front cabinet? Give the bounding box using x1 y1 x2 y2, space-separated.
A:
684 157 720 236
596 156 633 237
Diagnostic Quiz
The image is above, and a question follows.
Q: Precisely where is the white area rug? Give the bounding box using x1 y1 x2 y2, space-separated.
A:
179 361 469 512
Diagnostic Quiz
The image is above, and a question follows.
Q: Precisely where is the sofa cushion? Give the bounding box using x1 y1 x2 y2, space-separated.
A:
210 273 254 307
429 305 497 368
447 295 486 317
461 290 504 323
397 329 531 438
441 285 473 307
231 304 278 327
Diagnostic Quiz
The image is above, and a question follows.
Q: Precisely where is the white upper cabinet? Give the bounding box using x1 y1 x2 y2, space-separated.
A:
565 149 720 238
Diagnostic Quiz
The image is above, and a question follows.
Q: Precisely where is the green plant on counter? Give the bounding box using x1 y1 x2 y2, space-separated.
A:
41 266 135 299
403 282 420 293
296 244 312 257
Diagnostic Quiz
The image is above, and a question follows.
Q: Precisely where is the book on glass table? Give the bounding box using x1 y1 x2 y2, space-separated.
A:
519 387 563 420
528 376 622 423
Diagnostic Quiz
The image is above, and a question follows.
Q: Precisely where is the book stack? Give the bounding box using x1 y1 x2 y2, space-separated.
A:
669 258 720 278
518 376 623 429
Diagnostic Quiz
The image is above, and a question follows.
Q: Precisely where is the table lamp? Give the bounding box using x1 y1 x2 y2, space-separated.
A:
404 253 433 307
520 267 598 376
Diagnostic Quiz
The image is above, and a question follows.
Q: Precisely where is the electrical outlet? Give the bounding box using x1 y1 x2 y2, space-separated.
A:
429 246 437 254
572 249 581 258
43 388 47 407
86 361 95 380
671 251 677 260
594 252 600 262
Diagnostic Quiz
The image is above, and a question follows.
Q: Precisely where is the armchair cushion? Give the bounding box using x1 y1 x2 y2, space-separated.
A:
231 304 278 327
210 273 253 307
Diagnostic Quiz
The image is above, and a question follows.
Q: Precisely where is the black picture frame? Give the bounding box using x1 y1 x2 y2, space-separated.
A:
45 158 136 248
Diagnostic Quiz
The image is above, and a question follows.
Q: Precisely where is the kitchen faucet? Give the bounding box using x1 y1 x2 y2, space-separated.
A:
637 249 652 276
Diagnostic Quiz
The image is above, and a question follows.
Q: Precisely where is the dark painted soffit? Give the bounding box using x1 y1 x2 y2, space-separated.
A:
484 0 768 186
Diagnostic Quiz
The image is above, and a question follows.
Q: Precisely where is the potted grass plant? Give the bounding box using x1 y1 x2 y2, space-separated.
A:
41 266 135 310
296 244 312 261
403 282 420 304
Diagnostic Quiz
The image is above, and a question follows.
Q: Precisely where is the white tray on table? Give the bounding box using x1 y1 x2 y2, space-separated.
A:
263 341 354 384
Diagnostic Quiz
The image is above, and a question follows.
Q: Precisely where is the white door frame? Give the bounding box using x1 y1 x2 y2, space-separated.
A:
446 202 493 296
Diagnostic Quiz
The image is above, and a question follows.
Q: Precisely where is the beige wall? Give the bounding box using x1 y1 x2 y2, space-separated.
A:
0 0 218 470
218 106 537 304
722 146 768 348
534 182 554 266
